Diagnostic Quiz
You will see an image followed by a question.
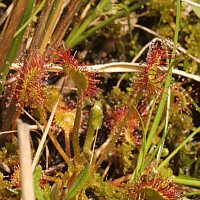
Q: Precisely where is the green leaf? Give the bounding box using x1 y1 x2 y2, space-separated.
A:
33 166 46 200
50 182 59 200
65 164 91 200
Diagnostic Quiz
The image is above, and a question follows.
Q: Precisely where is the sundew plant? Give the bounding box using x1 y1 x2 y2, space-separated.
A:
0 0 200 199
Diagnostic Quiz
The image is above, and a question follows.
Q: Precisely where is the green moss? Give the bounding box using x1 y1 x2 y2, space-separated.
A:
90 173 125 199
117 143 137 175
107 86 129 106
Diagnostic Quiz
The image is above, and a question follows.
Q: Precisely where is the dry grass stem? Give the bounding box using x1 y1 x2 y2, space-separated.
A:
11 62 200 82
182 0 200 8
17 119 34 200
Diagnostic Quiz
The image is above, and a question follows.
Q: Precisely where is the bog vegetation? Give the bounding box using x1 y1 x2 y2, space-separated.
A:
0 0 200 199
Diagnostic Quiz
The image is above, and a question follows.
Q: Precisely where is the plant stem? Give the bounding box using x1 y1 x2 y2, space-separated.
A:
83 123 94 159
72 88 83 165
156 85 171 166
172 176 200 187
48 130 74 169
65 131 71 159
181 191 200 197
129 98 157 183
141 128 169 172
129 104 146 181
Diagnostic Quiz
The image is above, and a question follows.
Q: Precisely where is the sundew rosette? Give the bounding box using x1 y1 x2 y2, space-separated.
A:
130 40 174 99
1 51 51 117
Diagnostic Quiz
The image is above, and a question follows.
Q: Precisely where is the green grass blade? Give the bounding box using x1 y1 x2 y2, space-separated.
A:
156 86 171 166
113 3 133 41
129 104 146 180
172 176 200 188
14 0 46 38
129 98 157 183
131 104 145 133
181 191 200 197
66 0 150 48
65 0 110 47
142 128 170 172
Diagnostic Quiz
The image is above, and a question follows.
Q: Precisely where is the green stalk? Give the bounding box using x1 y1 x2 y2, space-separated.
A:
131 104 145 133
172 176 200 188
66 0 150 48
65 0 110 47
141 128 170 172
181 191 200 197
156 84 171 166
113 3 133 41
156 43 172 166
14 0 46 38
129 98 157 183
155 118 166 137
65 0 91 46
130 104 145 179
83 123 94 159
48 130 74 168
72 88 83 165
157 126 200 170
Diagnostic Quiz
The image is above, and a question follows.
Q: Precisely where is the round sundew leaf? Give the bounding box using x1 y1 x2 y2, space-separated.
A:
142 187 168 200
63 64 88 92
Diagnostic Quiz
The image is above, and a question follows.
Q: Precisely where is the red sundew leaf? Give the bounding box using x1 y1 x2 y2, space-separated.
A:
51 42 101 104
125 174 180 200
105 105 146 145
170 79 199 115
2 51 51 113
130 40 175 99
